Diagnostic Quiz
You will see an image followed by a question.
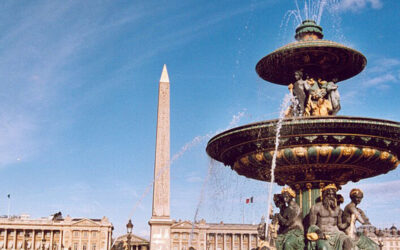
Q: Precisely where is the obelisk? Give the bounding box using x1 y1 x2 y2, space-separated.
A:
149 64 173 250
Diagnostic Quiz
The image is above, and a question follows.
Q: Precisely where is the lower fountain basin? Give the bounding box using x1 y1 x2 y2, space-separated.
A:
206 116 400 186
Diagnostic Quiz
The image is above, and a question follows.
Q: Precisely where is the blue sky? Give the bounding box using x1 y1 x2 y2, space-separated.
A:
1 0 400 238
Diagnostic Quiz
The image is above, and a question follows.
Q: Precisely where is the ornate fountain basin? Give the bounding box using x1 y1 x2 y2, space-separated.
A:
206 116 400 186
256 40 367 85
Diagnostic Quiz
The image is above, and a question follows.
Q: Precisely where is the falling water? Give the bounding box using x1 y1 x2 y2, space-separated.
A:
189 158 217 246
283 0 341 27
124 110 248 238
264 93 294 237
128 133 212 220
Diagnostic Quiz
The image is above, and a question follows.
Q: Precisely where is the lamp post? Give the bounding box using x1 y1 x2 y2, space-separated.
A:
126 220 133 250
378 237 384 250
41 238 46 250
23 232 28 250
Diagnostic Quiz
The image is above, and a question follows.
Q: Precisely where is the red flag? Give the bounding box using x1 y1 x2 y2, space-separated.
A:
245 197 254 204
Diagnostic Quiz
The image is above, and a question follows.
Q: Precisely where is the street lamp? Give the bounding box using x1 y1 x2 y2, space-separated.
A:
41 238 46 250
126 220 133 250
23 232 28 250
378 237 383 250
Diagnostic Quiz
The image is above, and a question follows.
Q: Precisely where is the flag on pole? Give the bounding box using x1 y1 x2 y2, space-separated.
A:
245 196 254 204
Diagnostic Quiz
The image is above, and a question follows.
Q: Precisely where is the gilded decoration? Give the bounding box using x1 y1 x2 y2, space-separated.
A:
230 144 399 185
256 152 264 161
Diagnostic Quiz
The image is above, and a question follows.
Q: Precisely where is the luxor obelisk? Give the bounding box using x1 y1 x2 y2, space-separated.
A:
149 65 173 250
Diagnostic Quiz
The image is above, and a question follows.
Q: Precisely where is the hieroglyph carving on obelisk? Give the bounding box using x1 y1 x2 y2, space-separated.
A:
149 65 173 250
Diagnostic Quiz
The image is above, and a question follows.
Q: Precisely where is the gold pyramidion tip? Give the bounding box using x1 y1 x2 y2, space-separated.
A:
160 64 169 83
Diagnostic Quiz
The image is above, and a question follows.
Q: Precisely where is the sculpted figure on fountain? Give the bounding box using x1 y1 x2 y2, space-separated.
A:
324 78 341 115
289 70 308 116
304 78 332 116
272 187 305 250
343 189 379 250
287 71 341 117
307 184 353 250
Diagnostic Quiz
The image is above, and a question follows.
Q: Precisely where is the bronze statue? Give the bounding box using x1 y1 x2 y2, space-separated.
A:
287 70 341 117
273 187 304 250
256 216 274 250
307 184 352 250
258 216 267 241
292 70 307 116
325 78 341 115
343 189 378 250
304 78 332 116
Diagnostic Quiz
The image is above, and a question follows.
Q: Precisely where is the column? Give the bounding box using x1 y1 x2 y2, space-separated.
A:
179 233 182 250
79 231 82 250
32 230 35 250
50 231 53 250
4 229 7 249
88 231 91 250
23 230 26 250
42 230 45 250
204 233 207 250
14 229 17 250
240 234 243 250
214 234 217 250
108 231 112 250
248 234 251 250
205 234 208 250
223 234 226 250
59 231 63 250
197 232 201 250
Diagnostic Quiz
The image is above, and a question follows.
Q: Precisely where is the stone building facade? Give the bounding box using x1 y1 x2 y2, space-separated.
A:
0 213 113 250
114 219 258 250
170 220 258 250
112 234 149 250
358 225 400 250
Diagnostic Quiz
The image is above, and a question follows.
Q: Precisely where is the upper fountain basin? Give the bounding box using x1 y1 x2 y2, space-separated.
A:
256 40 367 85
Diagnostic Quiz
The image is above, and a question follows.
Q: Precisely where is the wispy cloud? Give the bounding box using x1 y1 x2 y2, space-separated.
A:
0 113 37 165
363 73 396 87
368 58 400 73
342 179 400 203
186 174 203 183
0 2 159 167
358 56 400 89
336 0 383 12
118 1 270 71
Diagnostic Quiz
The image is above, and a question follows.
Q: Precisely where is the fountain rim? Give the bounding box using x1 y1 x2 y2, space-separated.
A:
270 39 364 55
207 116 400 148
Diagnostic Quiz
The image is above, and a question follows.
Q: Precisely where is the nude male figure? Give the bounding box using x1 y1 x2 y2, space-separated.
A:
308 184 352 250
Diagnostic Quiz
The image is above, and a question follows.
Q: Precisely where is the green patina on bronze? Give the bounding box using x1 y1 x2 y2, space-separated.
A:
206 116 400 186
295 20 324 40
255 20 366 85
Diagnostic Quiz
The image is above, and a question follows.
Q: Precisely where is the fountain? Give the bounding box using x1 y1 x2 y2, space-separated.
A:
206 19 400 249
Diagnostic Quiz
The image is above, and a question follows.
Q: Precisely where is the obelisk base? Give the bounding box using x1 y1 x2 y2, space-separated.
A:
149 218 174 250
